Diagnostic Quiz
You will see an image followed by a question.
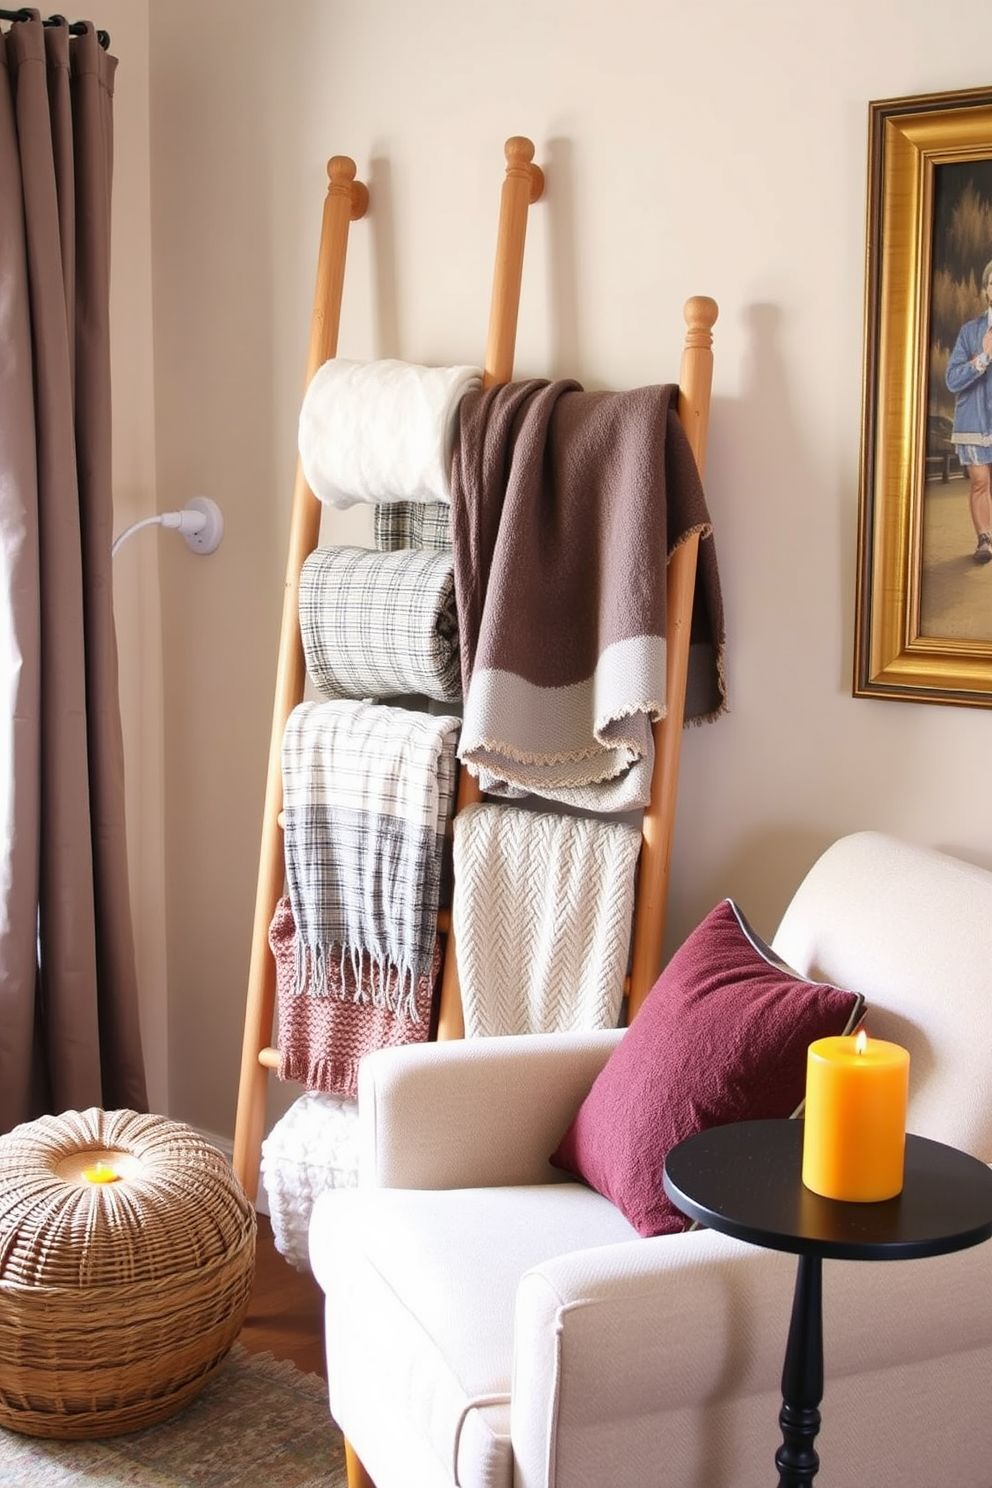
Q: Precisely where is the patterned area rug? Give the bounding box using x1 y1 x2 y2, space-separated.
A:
0 1343 348 1486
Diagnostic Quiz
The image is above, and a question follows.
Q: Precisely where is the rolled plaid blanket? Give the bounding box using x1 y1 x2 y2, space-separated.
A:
300 546 461 703
374 501 451 553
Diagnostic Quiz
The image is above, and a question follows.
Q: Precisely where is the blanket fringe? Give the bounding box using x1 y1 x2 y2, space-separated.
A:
295 938 423 1019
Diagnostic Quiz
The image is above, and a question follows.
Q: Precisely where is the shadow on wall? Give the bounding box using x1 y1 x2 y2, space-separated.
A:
543 136 582 379
367 153 400 357
720 824 839 945
696 298 818 699
665 299 831 957
365 134 584 378
664 819 837 967
723 299 824 582
734 298 863 697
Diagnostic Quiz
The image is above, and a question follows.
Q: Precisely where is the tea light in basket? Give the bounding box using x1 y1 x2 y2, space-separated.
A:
801 1029 910 1202
82 1160 120 1184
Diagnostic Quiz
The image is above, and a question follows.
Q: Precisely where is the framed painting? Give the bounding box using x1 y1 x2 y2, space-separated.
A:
854 85 992 706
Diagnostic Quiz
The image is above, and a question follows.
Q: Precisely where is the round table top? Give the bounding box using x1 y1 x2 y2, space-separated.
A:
662 1119 992 1261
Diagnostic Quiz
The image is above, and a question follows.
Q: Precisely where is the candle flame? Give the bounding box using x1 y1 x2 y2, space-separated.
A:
855 1029 868 1055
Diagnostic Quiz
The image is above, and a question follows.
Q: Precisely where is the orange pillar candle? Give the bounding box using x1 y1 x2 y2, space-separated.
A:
801 1031 910 1202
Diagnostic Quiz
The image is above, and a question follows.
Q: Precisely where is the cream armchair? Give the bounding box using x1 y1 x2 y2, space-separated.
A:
309 832 992 1488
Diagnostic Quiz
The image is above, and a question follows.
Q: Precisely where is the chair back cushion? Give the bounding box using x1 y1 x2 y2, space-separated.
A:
772 831 992 1159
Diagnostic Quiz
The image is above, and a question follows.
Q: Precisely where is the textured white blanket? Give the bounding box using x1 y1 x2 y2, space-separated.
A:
298 357 481 508
452 802 642 1037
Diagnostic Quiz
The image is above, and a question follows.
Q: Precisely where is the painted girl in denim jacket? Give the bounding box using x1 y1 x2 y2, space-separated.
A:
946 257 992 564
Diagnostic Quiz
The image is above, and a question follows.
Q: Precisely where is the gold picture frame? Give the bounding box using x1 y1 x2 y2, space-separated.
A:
855 86 992 706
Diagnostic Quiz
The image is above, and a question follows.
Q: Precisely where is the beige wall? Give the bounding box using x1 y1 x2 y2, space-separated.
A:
107 0 992 1141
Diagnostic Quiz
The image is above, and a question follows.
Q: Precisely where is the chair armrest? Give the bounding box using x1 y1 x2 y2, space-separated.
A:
356 1030 622 1188
511 1223 992 1487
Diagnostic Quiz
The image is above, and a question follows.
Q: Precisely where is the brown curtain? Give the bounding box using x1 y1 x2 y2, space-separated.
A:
0 12 147 1131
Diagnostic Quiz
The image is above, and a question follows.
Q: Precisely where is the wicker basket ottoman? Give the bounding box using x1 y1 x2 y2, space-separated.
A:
0 1107 257 1439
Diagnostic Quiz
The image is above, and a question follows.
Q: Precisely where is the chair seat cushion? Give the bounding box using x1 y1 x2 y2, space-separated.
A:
310 1182 637 1488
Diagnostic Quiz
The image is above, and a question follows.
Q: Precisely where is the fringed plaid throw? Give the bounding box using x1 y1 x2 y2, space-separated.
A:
271 897 442 1100
281 700 460 1012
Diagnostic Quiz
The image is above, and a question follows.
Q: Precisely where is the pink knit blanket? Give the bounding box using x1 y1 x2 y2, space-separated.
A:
270 897 440 1100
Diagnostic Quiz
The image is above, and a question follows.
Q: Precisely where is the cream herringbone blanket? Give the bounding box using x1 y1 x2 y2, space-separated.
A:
452 802 642 1037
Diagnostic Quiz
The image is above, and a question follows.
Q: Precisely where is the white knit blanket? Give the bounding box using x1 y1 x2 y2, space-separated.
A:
261 1091 359 1273
452 803 642 1037
298 357 481 508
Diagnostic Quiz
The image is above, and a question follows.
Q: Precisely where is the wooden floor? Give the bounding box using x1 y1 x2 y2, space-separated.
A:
238 1212 328 1379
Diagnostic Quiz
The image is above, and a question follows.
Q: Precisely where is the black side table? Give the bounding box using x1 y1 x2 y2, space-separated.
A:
663 1119 992 1488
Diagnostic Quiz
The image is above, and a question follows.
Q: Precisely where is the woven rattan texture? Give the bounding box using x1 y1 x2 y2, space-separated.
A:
0 1108 257 1439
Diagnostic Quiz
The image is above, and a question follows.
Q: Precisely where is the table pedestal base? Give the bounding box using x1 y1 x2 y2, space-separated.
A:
775 1254 823 1487
663 1121 992 1488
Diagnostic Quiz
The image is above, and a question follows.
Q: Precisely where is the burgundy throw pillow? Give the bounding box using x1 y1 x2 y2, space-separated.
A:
550 898 865 1237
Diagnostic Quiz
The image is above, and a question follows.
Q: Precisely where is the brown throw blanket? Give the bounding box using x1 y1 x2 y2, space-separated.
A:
450 379 727 810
